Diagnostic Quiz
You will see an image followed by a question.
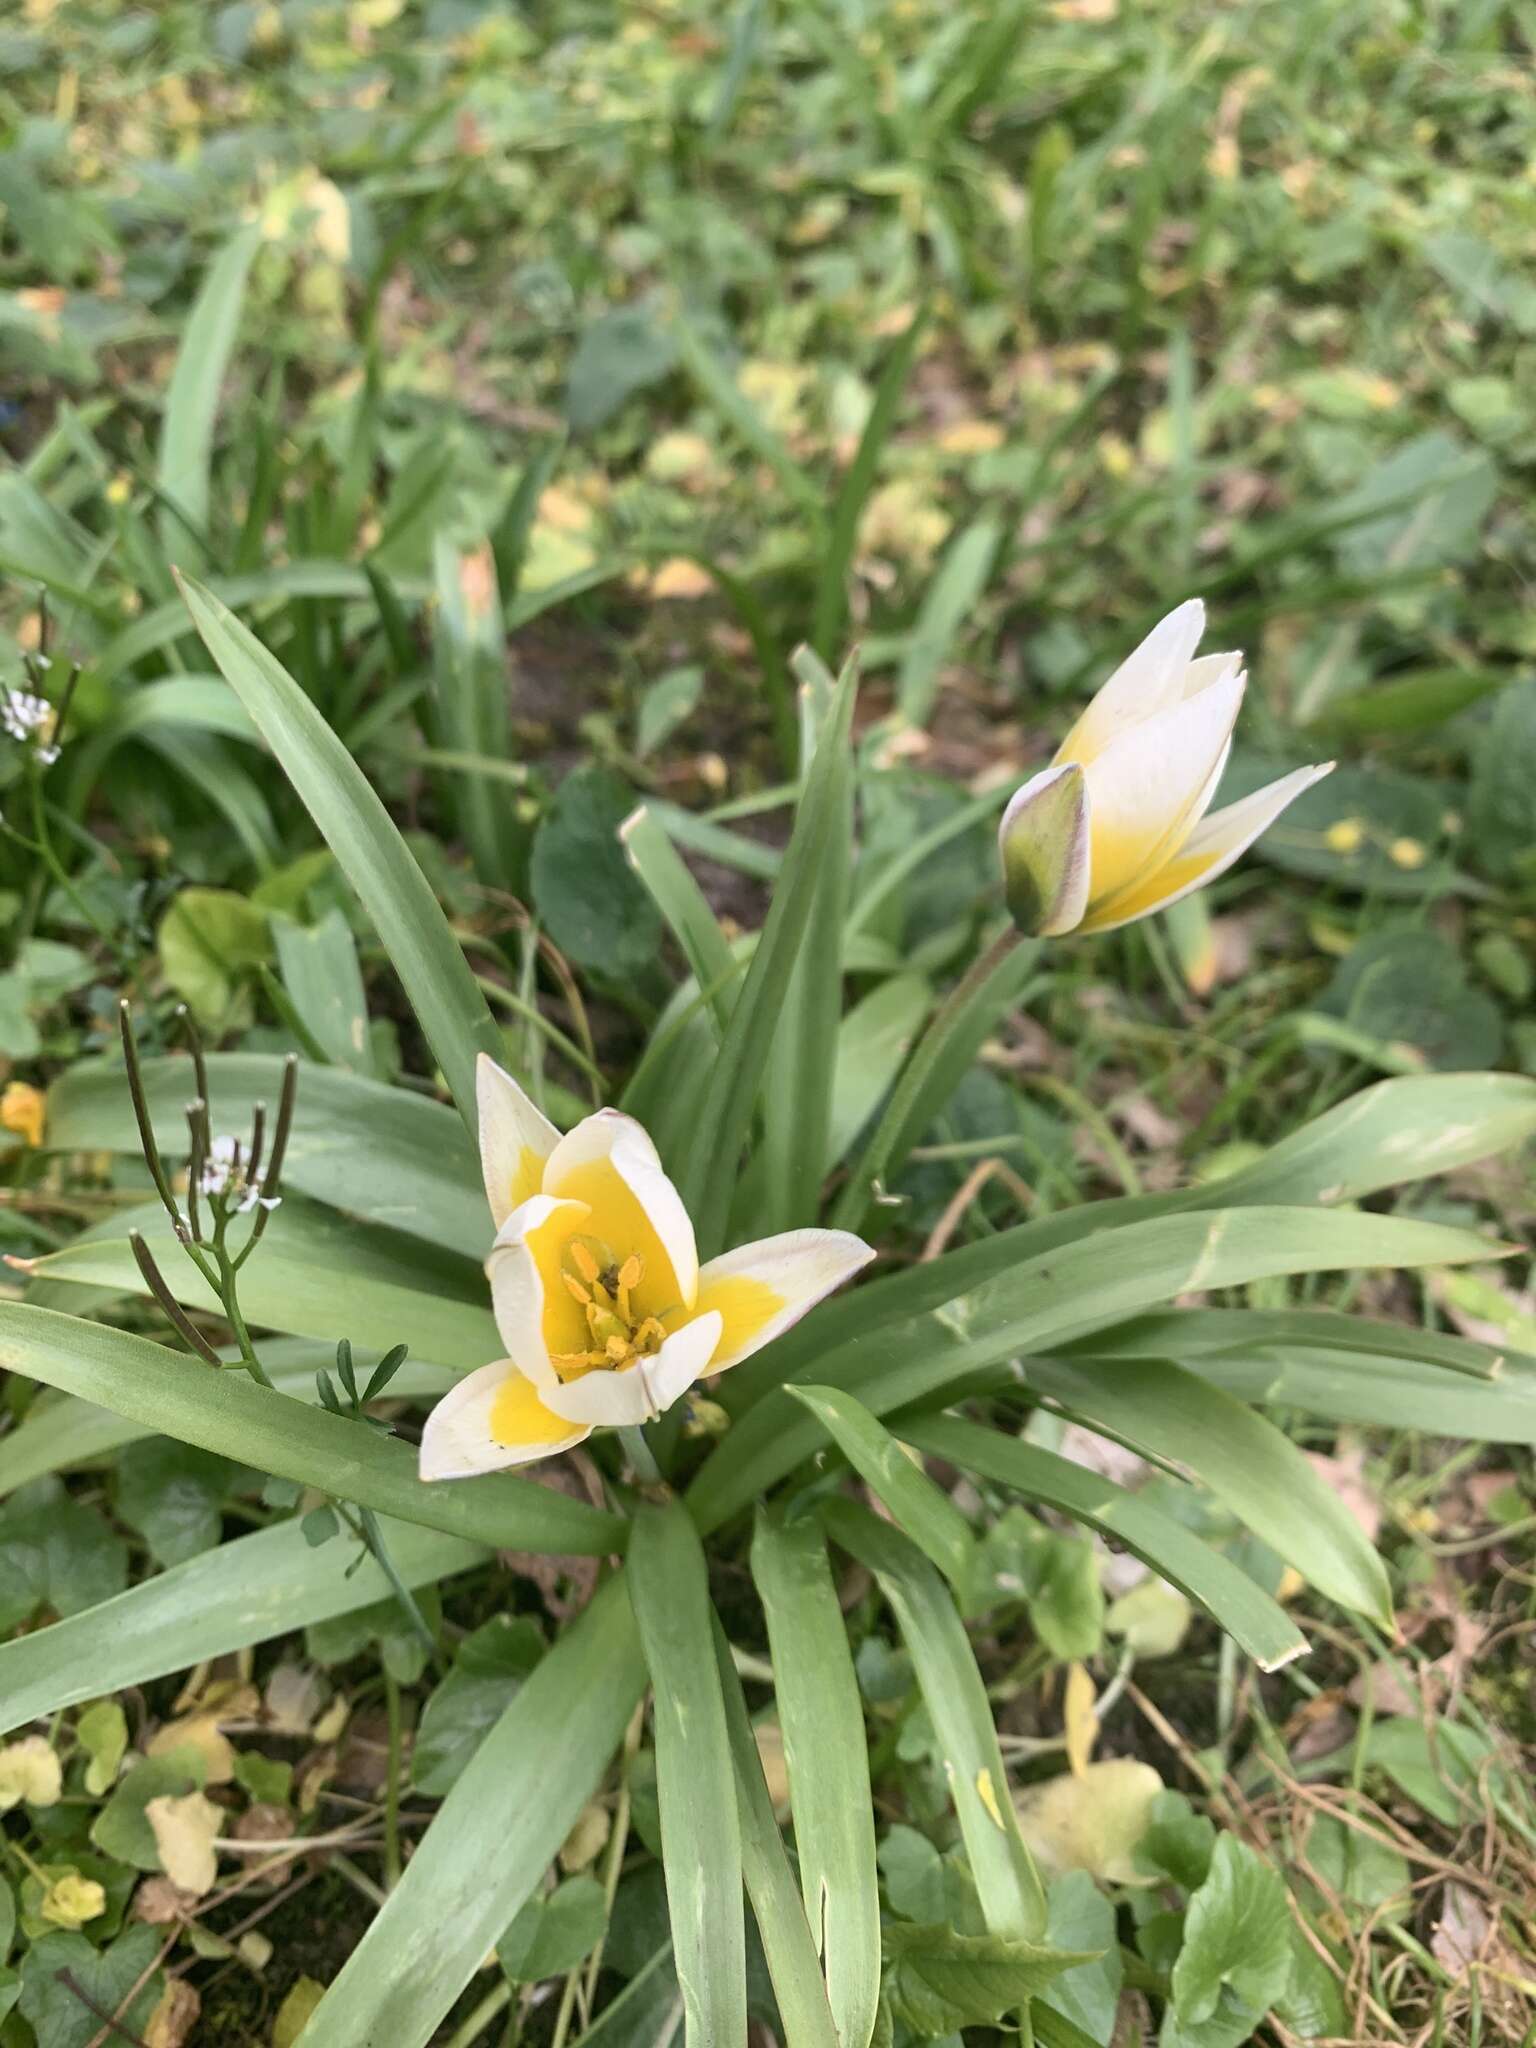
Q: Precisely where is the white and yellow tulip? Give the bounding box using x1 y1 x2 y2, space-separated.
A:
420 1057 875 1478
999 600 1332 936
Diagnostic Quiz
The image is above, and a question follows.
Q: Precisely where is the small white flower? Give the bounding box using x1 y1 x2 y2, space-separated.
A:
199 1134 272 1213
2 689 59 763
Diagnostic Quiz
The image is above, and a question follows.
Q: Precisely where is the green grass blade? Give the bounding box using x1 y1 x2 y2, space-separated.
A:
896 516 1001 728
750 1511 881 2048
628 1501 746 2048
1018 1354 1386 1625
678 654 858 1257
674 313 825 525
711 1619 843 2048
0 1514 485 1735
788 1385 973 1594
823 1499 1046 1939
903 1415 1307 1671
689 1207 1505 1533
812 309 927 660
296 1575 645 2048
621 805 738 1036
177 572 503 1133
431 532 527 893
157 224 260 567
0 1303 626 1555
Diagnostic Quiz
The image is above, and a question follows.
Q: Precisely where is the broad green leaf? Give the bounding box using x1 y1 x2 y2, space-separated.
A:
750 1513 881 2048
45 1052 487 1256
18 1926 162 2048
273 908 375 1073
296 1575 645 2048
498 1876 606 1984
532 764 664 981
178 574 502 1134
824 1502 1045 1940
628 1502 746 2048
712 1623 842 2048
157 225 259 564
1041 1872 1122 2045
788 1386 973 1593
113 1439 231 1566
1023 1354 1394 1623
882 1922 1093 2038
158 886 272 1028
0 1513 484 1738
678 654 858 1258
1170 1836 1293 2030
691 1207 1503 1535
0 1304 626 1557
1135 1791 1216 1893
412 1615 545 1796
826 972 930 1168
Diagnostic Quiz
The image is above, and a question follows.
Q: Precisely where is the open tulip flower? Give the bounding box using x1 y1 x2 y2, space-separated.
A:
420 1057 876 1478
999 600 1332 937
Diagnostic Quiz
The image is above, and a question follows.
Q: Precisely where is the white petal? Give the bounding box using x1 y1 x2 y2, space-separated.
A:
477 1055 560 1229
419 1359 590 1479
486 1194 590 1388
1078 762 1334 934
1056 600 1207 764
542 1108 699 1311
997 763 1092 937
695 1228 876 1372
1076 668 1245 908
543 1312 724 1427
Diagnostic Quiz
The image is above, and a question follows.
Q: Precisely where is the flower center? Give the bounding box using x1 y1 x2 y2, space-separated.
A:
551 1235 672 1383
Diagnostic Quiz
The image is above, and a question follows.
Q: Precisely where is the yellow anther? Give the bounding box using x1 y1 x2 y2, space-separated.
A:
569 1241 602 1285
561 1272 592 1305
605 1335 630 1362
617 1254 643 1291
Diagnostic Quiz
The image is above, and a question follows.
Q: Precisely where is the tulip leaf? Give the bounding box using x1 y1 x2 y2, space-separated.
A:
1021 1354 1393 1626
903 1413 1306 1671
0 1304 626 1557
678 651 857 1258
44 1051 491 1256
294 1576 645 2048
28 1197 497 1371
177 573 503 1135
724 1070 1536 1421
755 649 855 1235
824 1501 1046 1940
157 224 260 565
1071 1307 1536 1443
788 1385 974 1594
628 1501 746 2048
750 1512 881 2048
0 1514 485 1737
690 1205 1504 1534
620 805 739 1036
710 1620 842 2048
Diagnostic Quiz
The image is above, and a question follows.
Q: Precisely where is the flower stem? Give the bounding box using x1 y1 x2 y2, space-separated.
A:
383 1666 404 1890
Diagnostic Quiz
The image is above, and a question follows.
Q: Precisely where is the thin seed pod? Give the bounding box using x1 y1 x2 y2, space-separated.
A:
118 1001 185 1238
245 1100 268 1188
176 1005 211 1116
130 1230 223 1367
244 1055 297 1253
184 1102 207 1243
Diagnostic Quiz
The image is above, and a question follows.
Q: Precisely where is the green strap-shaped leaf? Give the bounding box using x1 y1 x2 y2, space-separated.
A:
296 1575 645 2048
823 1500 1045 1940
725 1069 1536 1421
621 805 739 1036
788 1386 974 1594
628 1501 746 2048
0 1514 485 1735
1019 1353 1393 1626
711 1619 842 2048
157 225 260 564
0 1304 626 1557
678 654 858 1258
178 573 503 1135
901 1414 1307 1670
46 1052 486 1255
690 1206 1504 1534
750 1511 881 2048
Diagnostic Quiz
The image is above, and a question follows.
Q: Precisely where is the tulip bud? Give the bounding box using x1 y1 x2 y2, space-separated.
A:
997 762 1090 937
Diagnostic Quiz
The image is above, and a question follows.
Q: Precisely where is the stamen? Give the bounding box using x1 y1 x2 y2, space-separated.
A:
569 1241 601 1285
605 1335 629 1362
562 1273 592 1305
617 1254 643 1291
